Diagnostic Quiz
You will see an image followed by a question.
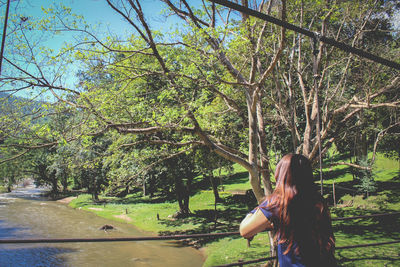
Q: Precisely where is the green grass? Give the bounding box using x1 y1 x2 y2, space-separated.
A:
204 232 272 266
321 152 399 185
331 193 400 266
69 154 400 266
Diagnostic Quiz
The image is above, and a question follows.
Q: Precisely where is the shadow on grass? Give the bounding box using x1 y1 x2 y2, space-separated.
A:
159 205 246 232
221 172 249 186
321 180 358 206
189 171 250 197
321 169 400 207
109 193 174 205
336 250 400 266
321 166 353 182
375 180 400 203
328 152 352 163
333 214 400 240
156 197 251 246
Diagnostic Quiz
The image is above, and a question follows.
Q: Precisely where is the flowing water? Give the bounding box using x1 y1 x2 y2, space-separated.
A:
0 186 204 267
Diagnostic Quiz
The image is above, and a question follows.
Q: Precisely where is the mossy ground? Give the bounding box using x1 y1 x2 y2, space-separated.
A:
69 154 400 266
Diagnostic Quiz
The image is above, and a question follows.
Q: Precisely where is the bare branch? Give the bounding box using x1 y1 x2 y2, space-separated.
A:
0 149 30 164
371 122 400 164
329 161 371 171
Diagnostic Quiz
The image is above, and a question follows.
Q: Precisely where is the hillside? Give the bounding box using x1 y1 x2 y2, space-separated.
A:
0 91 46 117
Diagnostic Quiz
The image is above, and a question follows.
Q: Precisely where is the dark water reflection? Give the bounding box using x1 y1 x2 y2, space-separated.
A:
0 187 204 267
0 246 75 267
0 221 30 239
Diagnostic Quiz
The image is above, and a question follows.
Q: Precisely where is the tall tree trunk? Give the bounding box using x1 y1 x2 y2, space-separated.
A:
174 176 191 216
50 173 58 199
183 175 193 215
62 173 68 193
355 113 368 163
256 91 273 196
248 94 265 202
7 176 13 192
142 177 146 196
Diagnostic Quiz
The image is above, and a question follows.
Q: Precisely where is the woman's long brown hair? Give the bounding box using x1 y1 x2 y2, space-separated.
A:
264 154 335 265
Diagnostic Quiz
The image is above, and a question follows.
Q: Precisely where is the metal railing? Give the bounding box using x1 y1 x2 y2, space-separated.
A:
0 212 398 244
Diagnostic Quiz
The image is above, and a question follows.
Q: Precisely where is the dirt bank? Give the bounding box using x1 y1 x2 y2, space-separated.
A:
57 196 77 204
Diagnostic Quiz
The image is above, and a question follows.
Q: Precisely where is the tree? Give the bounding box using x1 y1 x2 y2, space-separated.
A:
45 0 286 202
0 155 24 192
1 0 399 204
354 158 377 197
105 132 201 215
47 144 71 193
28 147 60 198
270 0 399 177
193 147 232 203
67 134 111 200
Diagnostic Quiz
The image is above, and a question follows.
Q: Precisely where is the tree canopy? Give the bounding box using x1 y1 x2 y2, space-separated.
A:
0 0 399 207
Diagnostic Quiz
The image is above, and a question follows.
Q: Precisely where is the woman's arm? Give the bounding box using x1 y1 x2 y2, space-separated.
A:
239 208 274 239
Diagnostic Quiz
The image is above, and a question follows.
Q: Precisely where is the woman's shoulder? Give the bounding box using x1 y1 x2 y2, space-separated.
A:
258 198 278 220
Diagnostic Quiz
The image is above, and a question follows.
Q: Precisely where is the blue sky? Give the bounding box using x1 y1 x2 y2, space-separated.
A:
5 0 200 35
34 0 184 49
2 0 204 55
0 0 203 99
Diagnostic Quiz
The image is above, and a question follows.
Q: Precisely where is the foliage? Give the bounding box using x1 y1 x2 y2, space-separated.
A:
0 156 24 192
28 147 60 197
353 159 378 197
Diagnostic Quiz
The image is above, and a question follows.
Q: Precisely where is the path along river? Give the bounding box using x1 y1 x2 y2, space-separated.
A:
0 186 204 267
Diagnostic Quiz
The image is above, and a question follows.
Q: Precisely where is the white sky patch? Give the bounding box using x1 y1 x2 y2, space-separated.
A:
392 8 400 31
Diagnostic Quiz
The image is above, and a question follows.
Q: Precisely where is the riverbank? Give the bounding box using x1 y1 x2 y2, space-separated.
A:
57 196 77 204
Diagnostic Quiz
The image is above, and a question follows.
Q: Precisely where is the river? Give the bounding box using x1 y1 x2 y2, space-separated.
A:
0 186 204 267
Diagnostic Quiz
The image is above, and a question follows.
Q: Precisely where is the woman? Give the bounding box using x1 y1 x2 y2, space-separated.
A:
240 154 336 267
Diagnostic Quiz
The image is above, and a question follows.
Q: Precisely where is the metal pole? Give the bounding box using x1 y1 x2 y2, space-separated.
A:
0 0 11 75
312 34 324 195
333 180 336 207
0 231 240 244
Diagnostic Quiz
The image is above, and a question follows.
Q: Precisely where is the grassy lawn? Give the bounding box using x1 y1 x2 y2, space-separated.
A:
69 154 400 266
